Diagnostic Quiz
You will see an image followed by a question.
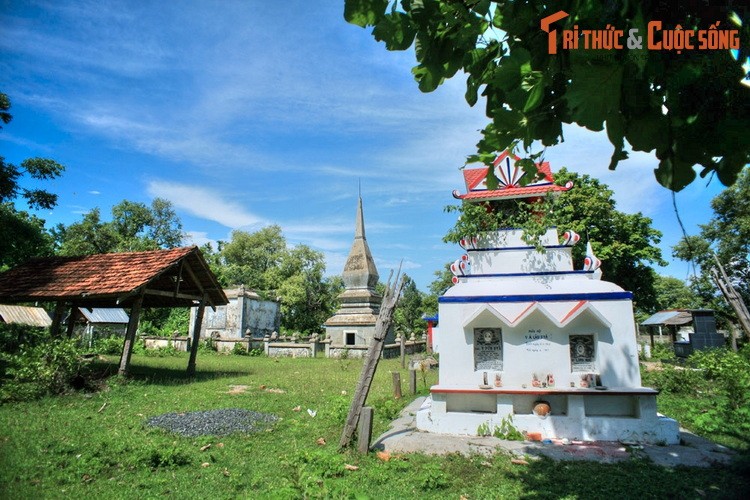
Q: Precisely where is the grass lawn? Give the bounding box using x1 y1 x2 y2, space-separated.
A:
1 353 749 499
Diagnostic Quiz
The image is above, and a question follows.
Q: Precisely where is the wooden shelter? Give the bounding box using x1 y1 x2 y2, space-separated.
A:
0 246 227 375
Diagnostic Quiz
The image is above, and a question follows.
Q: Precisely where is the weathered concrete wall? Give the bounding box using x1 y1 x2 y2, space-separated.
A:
266 343 314 358
189 289 280 339
244 299 279 338
143 336 190 351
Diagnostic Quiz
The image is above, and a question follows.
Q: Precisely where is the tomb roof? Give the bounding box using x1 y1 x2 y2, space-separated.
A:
453 150 572 202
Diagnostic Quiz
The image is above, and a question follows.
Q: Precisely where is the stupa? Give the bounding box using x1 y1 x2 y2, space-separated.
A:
324 196 394 356
416 151 679 444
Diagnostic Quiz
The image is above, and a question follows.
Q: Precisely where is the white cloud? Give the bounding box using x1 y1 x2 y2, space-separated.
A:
184 230 216 248
147 180 264 229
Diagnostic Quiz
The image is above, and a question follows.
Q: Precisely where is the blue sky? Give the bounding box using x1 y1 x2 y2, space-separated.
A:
0 1 727 291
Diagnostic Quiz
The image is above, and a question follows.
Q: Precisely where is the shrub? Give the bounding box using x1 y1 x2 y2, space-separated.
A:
231 343 249 356
0 325 86 402
199 337 217 354
690 348 750 411
143 342 180 357
92 335 125 355
651 342 676 361
643 364 703 395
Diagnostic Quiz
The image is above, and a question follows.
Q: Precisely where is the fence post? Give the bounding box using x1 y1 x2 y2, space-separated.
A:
392 371 402 399
357 406 374 453
409 368 417 395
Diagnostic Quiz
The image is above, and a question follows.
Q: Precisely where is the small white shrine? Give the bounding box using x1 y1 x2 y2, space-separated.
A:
416 152 679 444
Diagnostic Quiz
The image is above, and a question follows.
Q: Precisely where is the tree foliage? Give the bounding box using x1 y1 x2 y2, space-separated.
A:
652 273 699 311
393 274 427 335
219 226 287 293
0 93 65 268
345 1 750 191
444 168 665 310
54 199 184 255
213 226 342 334
674 168 750 313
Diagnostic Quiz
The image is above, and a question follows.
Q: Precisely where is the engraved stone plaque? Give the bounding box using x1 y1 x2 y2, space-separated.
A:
474 327 503 371
570 334 595 372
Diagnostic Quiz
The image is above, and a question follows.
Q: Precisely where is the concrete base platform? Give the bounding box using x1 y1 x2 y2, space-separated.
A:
372 397 735 468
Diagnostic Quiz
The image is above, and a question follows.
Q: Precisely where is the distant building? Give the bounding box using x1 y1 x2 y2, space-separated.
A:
0 304 52 327
69 307 130 346
190 286 280 339
324 197 393 355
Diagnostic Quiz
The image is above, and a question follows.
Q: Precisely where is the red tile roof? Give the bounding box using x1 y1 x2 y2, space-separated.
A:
454 151 572 201
454 183 571 201
0 246 227 308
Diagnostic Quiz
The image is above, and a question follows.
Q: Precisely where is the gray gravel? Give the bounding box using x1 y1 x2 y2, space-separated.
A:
146 408 279 437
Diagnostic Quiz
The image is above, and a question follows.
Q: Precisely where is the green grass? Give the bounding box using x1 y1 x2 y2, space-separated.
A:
1 354 749 499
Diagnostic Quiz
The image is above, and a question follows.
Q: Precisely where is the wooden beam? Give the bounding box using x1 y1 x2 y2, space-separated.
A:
118 292 144 376
50 300 65 337
143 288 203 301
65 305 77 338
340 270 405 449
187 294 207 376
174 260 184 297
357 407 374 454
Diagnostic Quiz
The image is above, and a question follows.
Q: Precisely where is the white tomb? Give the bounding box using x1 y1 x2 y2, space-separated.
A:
416 153 679 444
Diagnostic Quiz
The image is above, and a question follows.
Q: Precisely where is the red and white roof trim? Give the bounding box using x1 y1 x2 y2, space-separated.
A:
453 150 573 201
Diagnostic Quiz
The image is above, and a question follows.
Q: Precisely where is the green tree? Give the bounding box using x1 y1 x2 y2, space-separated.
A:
673 170 750 296
216 227 342 334
55 199 183 255
393 274 426 335
422 263 454 316
345 1 750 191
273 245 342 334
219 226 287 293
652 273 699 311
444 168 665 310
0 93 64 268
673 169 750 329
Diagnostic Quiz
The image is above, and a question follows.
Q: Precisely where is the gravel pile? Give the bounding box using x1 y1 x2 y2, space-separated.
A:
146 408 279 437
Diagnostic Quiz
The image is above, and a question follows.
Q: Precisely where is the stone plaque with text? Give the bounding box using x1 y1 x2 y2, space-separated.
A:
474 327 503 371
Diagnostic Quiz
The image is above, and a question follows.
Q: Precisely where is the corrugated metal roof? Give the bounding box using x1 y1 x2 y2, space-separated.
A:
641 310 693 326
0 304 52 327
78 307 129 324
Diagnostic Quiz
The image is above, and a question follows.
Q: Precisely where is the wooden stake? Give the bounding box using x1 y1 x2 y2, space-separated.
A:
400 333 405 368
339 269 405 449
357 406 374 454
187 294 207 376
409 369 417 395
392 372 402 399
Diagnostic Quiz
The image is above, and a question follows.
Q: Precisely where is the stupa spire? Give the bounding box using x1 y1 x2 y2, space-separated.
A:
355 195 366 240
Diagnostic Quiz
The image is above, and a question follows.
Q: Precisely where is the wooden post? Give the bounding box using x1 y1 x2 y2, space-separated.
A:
399 333 406 368
711 255 750 341
357 406 374 454
118 292 144 376
392 371 402 399
187 294 207 376
50 301 65 337
409 369 417 395
339 271 405 449
65 305 77 338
